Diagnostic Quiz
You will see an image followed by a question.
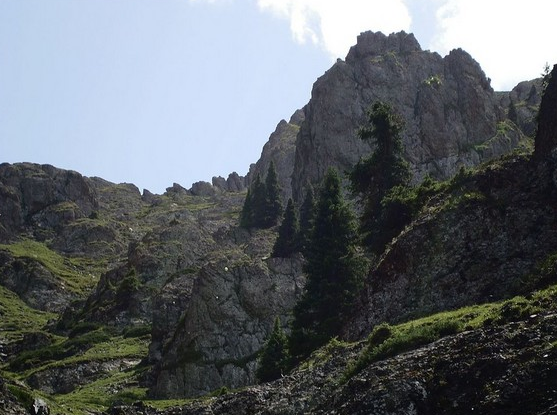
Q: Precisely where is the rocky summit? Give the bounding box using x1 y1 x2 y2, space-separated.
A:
0 31 555 415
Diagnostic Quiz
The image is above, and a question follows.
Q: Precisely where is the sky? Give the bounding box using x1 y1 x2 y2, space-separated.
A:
1 0 556 194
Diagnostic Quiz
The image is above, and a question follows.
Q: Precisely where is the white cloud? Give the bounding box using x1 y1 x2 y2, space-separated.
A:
256 0 412 60
430 0 557 90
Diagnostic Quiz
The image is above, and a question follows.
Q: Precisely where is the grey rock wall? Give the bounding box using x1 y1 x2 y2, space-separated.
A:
291 31 524 201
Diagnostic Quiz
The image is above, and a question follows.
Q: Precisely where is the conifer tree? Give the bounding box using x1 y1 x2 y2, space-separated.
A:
298 186 316 255
264 161 282 227
349 101 411 253
239 164 283 229
256 317 289 382
289 168 367 362
239 188 253 228
272 198 299 257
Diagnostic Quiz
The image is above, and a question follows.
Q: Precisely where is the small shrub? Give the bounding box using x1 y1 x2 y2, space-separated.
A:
367 323 393 348
123 324 152 339
211 386 229 397
68 321 102 338
344 318 463 382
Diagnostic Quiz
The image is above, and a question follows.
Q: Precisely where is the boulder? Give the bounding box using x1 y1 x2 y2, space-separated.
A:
226 172 246 192
190 181 217 197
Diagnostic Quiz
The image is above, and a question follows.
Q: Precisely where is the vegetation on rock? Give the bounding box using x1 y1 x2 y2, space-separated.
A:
298 186 316 255
349 101 411 254
256 317 289 382
289 168 367 362
271 198 299 258
240 162 283 229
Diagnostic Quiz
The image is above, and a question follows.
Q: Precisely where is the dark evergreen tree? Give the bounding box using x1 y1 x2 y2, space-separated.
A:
239 188 253 228
298 186 316 255
508 100 518 124
264 161 282 227
349 101 411 253
250 174 268 228
256 317 289 382
289 168 367 362
239 163 282 229
272 198 299 257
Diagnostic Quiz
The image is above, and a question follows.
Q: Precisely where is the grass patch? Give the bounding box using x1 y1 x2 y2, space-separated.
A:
0 239 101 295
123 324 152 339
300 337 351 371
51 368 147 415
0 285 56 342
343 284 557 382
6 383 35 409
8 328 113 372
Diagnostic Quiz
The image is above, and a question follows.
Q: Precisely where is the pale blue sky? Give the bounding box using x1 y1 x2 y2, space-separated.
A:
1 0 555 193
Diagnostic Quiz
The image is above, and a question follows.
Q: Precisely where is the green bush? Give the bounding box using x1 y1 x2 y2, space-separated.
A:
123 324 152 339
68 321 102 338
344 318 462 382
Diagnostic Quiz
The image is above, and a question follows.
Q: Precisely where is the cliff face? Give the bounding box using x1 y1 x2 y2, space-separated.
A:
347 154 557 339
246 109 304 202
290 31 526 201
0 162 98 242
150 252 304 398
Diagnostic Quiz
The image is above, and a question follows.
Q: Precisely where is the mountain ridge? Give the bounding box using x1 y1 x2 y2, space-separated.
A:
0 33 554 415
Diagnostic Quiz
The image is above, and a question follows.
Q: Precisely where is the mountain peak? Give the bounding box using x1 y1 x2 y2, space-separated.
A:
346 30 421 62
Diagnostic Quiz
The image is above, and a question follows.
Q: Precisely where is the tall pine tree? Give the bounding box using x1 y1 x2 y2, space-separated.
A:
289 168 367 362
272 198 299 257
349 101 411 253
264 161 282 227
256 317 289 382
239 188 253 228
298 186 316 255
251 174 268 228
239 163 282 229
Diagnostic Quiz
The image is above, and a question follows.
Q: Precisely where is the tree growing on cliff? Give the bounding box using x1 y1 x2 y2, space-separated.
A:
272 198 299 258
349 101 411 253
239 188 254 228
256 317 289 382
239 163 282 229
264 161 282 227
289 168 367 362
298 186 316 255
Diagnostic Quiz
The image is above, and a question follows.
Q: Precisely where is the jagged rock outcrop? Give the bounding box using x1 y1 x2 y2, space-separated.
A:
0 163 98 241
347 154 557 339
497 78 543 137
190 181 217 197
150 230 304 398
247 110 304 202
535 64 557 159
291 31 526 201
212 172 247 193
0 251 74 313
